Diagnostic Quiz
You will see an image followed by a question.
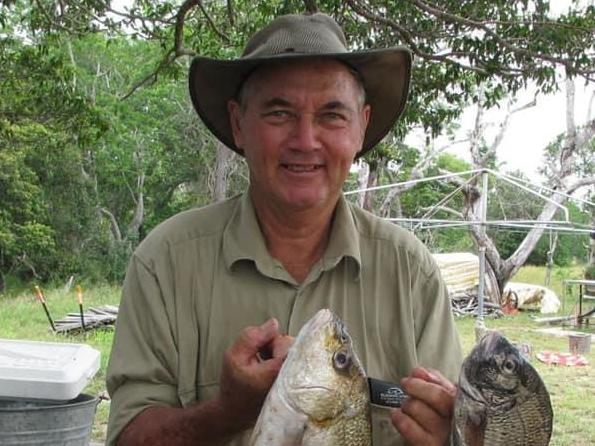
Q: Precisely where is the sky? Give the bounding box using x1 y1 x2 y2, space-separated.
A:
414 80 595 178
410 0 594 180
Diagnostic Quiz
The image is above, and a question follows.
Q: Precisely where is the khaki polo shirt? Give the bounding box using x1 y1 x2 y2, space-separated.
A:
106 192 463 446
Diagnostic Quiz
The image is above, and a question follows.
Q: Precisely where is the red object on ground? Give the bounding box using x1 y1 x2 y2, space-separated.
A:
536 351 589 366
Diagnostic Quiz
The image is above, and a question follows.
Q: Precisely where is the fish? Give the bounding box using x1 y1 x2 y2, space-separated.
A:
454 331 553 446
250 308 372 445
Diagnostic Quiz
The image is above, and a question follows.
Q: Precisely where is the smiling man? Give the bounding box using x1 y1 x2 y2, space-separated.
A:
106 12 463 446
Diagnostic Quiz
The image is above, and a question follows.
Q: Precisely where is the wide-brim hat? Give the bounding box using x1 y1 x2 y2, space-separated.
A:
189 13 412 158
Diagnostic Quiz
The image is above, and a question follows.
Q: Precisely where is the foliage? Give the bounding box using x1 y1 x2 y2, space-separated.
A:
485 171 591 266
0 36 104 280
1 1 594 283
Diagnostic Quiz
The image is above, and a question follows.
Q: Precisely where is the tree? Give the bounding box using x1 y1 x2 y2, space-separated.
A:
2 0 594 285
0 35 105 280
447 78 595 293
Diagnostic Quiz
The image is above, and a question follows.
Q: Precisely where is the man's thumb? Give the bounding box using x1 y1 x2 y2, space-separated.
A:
258 317 280 343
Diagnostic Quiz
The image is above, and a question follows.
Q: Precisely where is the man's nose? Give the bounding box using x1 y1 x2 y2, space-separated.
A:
289 115 321 151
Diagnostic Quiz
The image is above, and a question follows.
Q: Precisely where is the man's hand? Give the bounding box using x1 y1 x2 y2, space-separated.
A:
391 367 457 446
217 318 294 430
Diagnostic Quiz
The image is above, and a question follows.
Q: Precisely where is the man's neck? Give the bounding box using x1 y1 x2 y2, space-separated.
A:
250 194 338 283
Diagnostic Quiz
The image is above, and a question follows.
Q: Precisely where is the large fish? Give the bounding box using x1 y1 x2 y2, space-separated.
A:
250 309 371 445
454 331 553 446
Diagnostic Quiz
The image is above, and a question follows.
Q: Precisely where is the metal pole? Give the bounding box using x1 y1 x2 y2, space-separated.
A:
475 170 489 341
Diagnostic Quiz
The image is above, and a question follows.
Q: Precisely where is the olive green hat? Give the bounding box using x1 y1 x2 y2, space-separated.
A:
188 12 412 158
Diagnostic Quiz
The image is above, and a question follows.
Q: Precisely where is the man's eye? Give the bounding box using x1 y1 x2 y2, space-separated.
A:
265 110 292 119
322 112 345 121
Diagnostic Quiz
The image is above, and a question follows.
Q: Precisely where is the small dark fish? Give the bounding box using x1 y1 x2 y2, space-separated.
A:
454 331 553 446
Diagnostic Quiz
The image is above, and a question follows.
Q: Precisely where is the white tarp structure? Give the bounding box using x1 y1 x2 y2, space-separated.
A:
432 252 499 303
503 282 561 314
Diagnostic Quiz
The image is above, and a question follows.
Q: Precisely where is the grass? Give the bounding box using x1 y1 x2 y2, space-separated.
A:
0 284 120 441
0 266 593 444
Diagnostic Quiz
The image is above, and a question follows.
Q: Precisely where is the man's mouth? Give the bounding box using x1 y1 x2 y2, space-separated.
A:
282 164 322 172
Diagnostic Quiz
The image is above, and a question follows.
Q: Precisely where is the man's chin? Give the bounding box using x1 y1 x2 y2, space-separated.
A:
280 192 337 212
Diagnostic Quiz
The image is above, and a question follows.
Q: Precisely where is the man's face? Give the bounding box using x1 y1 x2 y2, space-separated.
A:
228 59 370 213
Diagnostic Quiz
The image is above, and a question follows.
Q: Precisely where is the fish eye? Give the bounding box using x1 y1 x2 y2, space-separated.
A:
503 358 516 373
333 350 351 371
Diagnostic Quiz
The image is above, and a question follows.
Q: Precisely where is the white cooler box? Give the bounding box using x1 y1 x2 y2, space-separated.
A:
0 339 100 401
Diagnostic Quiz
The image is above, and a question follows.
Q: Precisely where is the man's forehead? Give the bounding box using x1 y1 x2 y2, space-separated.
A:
238 58 365 107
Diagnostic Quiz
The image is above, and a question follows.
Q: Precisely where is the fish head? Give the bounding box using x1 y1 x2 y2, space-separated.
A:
279 309 369 423
459 331 530 409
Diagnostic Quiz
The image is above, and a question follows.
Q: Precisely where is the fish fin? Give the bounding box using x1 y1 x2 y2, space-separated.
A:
463 418 485 446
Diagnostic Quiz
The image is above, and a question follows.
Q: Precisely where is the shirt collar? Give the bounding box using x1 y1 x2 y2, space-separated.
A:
223 192 362 280
321 195 362 279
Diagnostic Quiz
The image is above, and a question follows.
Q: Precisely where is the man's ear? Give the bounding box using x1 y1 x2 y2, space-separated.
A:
228 100 243 149
356 104 372 156
362 104 371 131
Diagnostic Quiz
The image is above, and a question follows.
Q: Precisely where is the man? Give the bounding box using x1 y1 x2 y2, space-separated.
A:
106 12 463 446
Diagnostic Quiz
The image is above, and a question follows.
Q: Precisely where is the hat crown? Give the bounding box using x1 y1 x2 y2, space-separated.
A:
242 13 348 58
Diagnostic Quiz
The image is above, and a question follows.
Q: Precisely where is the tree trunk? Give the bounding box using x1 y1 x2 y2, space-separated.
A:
128 172 145 241
545 231 558 287
212 142 233 202
356 160 370 208
363 160 383 212
99 207 123 243
589 215 595 265
455 77 595 296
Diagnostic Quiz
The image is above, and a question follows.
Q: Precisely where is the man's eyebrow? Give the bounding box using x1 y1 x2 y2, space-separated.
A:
321 100 354 112
260 97 292 108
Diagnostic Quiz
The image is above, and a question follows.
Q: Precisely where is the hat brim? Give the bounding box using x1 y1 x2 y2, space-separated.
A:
188 48 412 158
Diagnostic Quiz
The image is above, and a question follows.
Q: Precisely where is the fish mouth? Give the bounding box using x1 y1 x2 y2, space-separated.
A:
300 310 338 338
294 385 335 394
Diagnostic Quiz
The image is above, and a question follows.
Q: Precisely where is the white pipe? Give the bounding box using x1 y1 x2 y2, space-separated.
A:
344 168 483 195
483 169 570 221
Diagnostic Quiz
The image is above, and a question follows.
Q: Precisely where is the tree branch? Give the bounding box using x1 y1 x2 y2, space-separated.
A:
566 75 576 141
490 95 537 155
122 0 231 100
193 0 230 43
567 176 595 195
99 207 122 242
588 90 595 122
406 0 595 79
344 0 490 75
576 117 595 150
226 0 235 26
303 0 318 13
421 205 463 219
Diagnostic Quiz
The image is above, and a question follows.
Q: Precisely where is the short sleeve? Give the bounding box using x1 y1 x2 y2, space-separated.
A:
412 255 463 382
105 253 180 446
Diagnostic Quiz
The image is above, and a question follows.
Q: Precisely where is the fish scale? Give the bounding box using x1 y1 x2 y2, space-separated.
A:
484 392 553 446
250 309 372 446
455 331 553 446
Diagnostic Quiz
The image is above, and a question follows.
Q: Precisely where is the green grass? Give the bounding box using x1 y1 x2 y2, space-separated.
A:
0 266 593 444
0 284 120 441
